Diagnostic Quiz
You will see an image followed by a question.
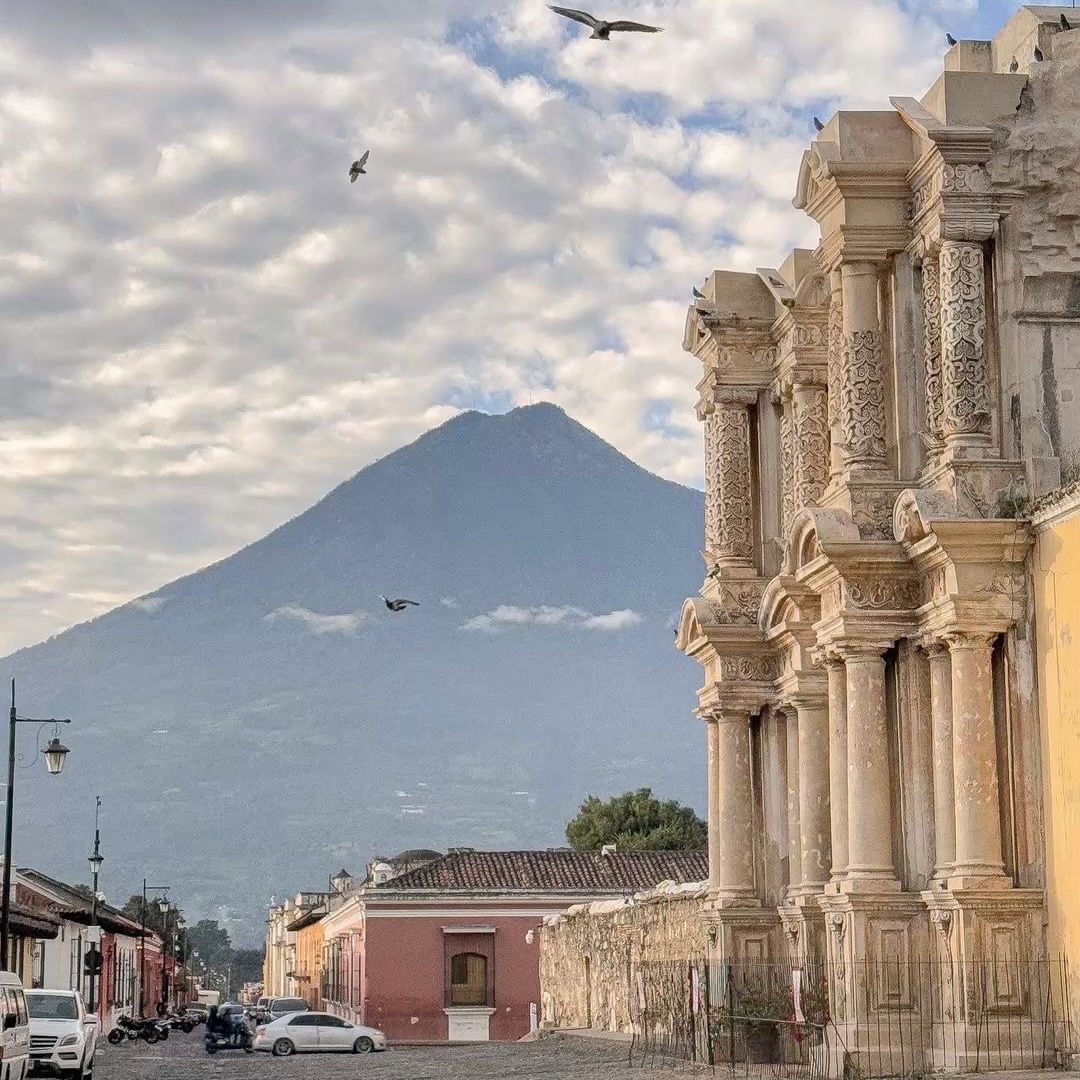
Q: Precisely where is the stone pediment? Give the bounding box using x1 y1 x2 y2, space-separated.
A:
794 141 842 212
783 506 861 576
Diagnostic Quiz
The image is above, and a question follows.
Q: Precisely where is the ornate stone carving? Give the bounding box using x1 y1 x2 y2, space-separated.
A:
719 656 778 682
939 241 991 439
912 164 991 220
922 566 949 604
845 578 922 610
752 345 779 370
922 256 944 453
714 582 766 626
827 285 843 446
783 322 828 354
704 411 722 555
840 331 887 464
715 396 756 563
793 385 829 512
851 489 897 540
829 912 847 1020
780 398 794 541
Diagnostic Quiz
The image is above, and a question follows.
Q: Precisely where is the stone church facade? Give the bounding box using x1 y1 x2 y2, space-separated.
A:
675 5 1080 1069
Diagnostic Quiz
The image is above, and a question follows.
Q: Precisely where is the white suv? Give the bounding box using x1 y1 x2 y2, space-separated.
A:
25 990 97 1080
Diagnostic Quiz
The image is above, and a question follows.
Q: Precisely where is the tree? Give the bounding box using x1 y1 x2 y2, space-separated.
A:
187 919 232 968
565 788 707 851
231 948 265 987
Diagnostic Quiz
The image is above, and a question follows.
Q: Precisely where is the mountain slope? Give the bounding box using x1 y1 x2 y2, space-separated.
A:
4 404 705 939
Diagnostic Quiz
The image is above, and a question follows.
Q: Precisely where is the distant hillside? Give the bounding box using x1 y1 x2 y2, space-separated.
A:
4 404 705 940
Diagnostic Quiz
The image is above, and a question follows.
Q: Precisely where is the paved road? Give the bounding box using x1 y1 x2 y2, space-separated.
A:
93 1031 698 1078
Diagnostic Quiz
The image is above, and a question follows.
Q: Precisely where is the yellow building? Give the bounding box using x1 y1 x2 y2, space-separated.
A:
1034 484 1080 1042
289 904 328 1010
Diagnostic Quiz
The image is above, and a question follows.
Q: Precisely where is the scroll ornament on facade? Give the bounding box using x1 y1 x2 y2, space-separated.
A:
793 386 830 510
704 411 723 556
780 398 795 540
939 242 991 437
922 257 944 450
840 331 888 463
715 400 755 562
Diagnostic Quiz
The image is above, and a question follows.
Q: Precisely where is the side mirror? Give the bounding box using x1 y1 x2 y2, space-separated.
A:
3 1013 16 1031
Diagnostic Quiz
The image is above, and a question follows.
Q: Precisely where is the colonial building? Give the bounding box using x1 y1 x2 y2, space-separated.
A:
308 848 706 1043
674 5 1080 1070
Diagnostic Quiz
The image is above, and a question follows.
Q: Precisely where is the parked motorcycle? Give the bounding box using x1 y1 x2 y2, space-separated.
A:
204 1006 254 1055
107 1014 161 1044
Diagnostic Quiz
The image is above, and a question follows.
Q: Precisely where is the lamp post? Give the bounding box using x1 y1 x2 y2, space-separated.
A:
1 680 71 970
139 882 170 1016
86 797 104 1014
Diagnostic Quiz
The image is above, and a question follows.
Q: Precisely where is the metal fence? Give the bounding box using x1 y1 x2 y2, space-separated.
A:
627 957 1073 1077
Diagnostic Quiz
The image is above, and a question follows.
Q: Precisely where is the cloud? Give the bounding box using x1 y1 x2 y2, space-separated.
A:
264 603 368 636
460 604 641 633
439 597 459 608
129 595 170 614
0 0 965 653
581 609 642 632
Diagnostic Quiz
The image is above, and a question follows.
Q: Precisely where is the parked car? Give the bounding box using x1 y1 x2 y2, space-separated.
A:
246 996 270 1023
180 1002 209 1022
26 989 98 1078
263 997 310 1021
0 972 30 1078
253 1012 387 1056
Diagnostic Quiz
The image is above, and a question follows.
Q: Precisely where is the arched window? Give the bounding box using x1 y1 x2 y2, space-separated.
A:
449 952 488 1006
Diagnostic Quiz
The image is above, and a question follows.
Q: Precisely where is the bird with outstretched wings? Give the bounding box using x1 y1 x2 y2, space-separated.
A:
548 6 663 39
381 595 419 612
349 151 370 182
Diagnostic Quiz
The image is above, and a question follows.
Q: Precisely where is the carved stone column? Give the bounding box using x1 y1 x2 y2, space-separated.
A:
795 701 831 889
785 711 801 892
713 708 757 897
713 388 758 570
839 263 888 473
939 241 992 452
946 631 1006 884
778 387 795 542
921 255 944 462
825 656 848 883
827 270 844 480
706 715 721 888
792 377 830 513
840 643 898 889
926 641 956 877
703 410 722 557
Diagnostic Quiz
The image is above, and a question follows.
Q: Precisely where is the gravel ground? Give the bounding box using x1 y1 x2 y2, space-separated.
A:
93 1032 701 1079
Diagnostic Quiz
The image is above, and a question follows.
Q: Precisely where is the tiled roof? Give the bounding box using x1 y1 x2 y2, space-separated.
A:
370 849 708 893
19 868 147 936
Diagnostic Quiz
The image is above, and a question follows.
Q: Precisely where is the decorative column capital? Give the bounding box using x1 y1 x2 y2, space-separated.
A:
713 386 760 408
941 629 997 652
834 640 893 663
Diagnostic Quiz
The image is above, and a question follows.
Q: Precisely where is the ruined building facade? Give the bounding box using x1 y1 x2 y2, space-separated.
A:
676 5 1080 1067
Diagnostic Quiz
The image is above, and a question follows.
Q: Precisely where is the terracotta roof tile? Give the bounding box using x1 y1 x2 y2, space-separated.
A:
371 849 707 892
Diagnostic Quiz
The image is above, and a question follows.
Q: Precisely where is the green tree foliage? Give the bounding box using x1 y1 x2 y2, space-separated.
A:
231 948 265 987
120 894 190 959
188 919 232 968
565 787 707 852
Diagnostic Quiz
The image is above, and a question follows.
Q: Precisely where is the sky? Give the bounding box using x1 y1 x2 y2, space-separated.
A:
0 0 1022 656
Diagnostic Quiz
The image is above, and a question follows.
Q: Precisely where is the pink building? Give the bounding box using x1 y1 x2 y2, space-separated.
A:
321 849 706 1043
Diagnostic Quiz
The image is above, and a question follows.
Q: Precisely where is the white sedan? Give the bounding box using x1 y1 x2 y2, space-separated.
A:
253 1012 388 1056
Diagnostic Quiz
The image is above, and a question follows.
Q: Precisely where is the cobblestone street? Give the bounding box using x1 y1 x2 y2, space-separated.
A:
94 1033 700 1079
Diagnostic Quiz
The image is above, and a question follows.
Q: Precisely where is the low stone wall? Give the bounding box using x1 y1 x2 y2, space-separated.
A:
539 882 709 1032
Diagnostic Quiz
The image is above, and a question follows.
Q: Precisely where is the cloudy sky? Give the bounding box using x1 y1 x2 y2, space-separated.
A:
0 0 1018 655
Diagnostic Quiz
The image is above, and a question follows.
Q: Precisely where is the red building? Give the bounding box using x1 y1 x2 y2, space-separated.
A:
321 849 706 1043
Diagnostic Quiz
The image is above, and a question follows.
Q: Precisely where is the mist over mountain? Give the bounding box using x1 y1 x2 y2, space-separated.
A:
4 404 705 941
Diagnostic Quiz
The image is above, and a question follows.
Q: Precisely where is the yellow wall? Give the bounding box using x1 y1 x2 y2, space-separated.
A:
295 920 325 1009
1034 493 1080 1035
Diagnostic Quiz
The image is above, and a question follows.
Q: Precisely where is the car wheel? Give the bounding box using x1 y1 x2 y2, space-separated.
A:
272 1038 295 1057
353 1036 375 1054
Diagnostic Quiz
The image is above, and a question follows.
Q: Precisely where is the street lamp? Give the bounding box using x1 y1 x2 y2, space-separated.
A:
86 797 103 1015
139 881 170 1017
1 680 73 970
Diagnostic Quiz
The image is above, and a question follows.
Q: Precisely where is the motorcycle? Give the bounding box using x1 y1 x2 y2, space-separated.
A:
204 1009 254 1055
107 1014 161 1044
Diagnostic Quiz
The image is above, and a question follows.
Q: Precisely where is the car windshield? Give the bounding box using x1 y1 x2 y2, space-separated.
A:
26 995 78 1020
274 1000 307 1012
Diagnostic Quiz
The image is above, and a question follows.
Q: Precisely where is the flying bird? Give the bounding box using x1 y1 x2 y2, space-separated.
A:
349 151 370 182
381 595 419 612
692 285 705 299
548 6 663 39
1034 45 1044 61
946 32 957 46
813 116 824 132
1009 56 1019 72
1061 14 1072 31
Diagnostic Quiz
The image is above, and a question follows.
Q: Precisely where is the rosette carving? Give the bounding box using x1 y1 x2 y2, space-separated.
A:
939 242 991 438
719 655 777 682
840 330 887 464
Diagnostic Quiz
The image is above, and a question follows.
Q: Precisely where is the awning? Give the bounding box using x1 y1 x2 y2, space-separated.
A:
9 904 61 940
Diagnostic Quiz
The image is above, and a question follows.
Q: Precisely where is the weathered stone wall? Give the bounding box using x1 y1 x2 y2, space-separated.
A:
539 884 708 1032
991 28 1080 487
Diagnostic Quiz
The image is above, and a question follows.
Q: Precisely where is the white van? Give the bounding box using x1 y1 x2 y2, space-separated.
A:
0 971 30 1080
